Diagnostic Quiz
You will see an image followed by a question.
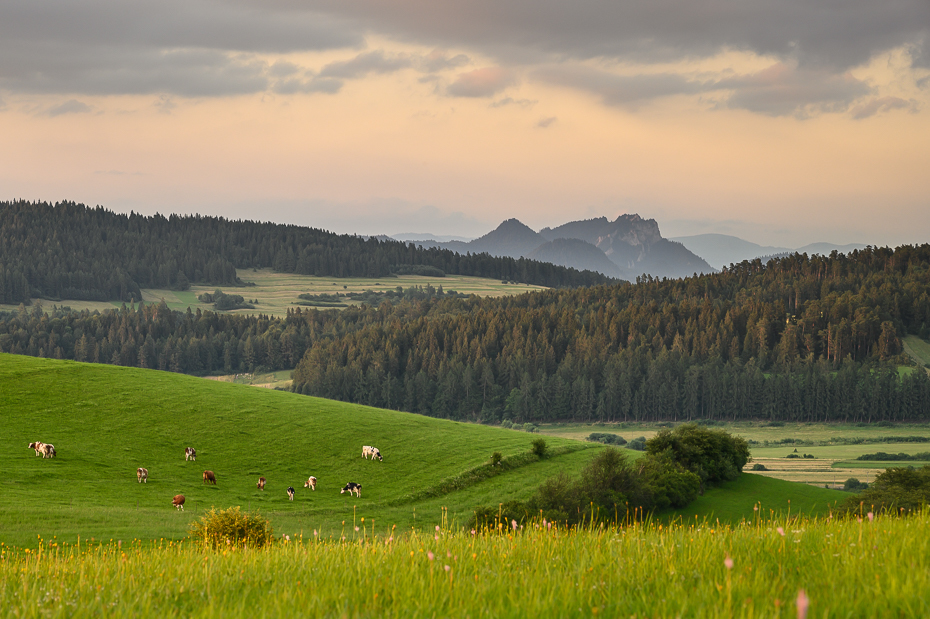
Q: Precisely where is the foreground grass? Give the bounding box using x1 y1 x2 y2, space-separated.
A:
2 510 928 618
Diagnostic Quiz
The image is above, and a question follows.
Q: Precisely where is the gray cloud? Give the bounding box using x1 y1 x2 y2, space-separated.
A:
272 76 343 95
319 51 413 79
850 96 917 119
45 99 92 117
536 116 557 128
537 67 705 108
307 0 928 71
0 0 360 97
447 67 514 97
490 97 536 108
717 64 871 117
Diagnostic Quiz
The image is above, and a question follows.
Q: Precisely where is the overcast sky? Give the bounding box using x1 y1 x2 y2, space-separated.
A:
1 0 928 247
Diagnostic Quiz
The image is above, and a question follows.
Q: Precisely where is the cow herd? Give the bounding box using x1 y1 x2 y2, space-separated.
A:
26 440 385 510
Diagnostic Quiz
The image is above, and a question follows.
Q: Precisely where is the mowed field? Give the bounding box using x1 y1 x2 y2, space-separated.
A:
0 269 546 317
539 421 930 487
0 353 601 548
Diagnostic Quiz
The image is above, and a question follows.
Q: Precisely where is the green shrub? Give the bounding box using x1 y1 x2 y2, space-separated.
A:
587 432 627 446
751 463 768 471
646 424 750 491
190 506 273 548
523 423 539 433
491 451 503 466
501 420 513 429
626 436 647 451
531 438 548 458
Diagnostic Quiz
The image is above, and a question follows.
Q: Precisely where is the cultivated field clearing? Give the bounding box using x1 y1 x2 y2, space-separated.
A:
0 269 547 316
904 334 930 375
539 421 930 487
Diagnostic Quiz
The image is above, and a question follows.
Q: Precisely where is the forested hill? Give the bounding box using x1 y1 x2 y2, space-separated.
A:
0 200 611 304
2 237 929 423
290 245 930 423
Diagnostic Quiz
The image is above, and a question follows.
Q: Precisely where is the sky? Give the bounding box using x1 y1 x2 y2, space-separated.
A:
1 1 928 248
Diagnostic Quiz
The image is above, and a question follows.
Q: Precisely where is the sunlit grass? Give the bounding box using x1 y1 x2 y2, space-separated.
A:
3 509 928 617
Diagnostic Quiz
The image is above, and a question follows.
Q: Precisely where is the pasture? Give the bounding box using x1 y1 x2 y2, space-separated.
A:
0 353 599 548
3 510 928 617
1 354 852 549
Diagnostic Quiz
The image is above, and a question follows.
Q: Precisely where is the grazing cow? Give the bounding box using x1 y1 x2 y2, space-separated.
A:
137 467 148 483
303 476 317 491
287 486 295 501
185 447 197 461
40 443 56 458
341 482 362 497
28 442 44 456
257 477 266 491
172 495 185 510
362 446 383 461
203 470 217 485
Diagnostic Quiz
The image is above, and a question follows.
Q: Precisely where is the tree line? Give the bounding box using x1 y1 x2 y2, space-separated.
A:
0 200 611 305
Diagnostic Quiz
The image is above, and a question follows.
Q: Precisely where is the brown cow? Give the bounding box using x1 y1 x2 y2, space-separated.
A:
172 495 185 510
303 476 317 491
203 470 217 485
257 477 266 491
137 467 148 483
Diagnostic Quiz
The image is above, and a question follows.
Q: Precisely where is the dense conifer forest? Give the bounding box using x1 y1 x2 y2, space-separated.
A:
0 200 610 304
2 243 929 423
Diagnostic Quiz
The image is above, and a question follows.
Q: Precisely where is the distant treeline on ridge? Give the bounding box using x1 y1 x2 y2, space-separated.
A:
1 244 929 423
0 200 611 304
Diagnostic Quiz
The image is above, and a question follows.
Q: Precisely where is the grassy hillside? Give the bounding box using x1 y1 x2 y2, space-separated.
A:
0 353 599 547
2 353 850 548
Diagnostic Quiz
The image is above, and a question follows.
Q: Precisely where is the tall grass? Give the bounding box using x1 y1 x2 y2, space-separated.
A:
3 509 928 617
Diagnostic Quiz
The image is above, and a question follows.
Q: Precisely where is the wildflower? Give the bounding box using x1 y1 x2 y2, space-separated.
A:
313 530 318 537
436 525 440 532
777 527 785 537
471 530 476 536
724 556 734 570
355 527 360 532
867 512 874 522
797 589 809 619
444 565 451 572
512 519 517 530
427 551 434 561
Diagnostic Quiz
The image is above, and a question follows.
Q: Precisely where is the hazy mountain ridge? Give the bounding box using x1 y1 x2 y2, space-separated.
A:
671 233 868 269
399 214 713 280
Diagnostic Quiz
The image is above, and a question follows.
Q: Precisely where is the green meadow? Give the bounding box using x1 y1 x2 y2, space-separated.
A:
0 353 601 548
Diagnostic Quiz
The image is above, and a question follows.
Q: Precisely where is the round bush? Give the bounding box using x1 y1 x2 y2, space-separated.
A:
190 506 273 548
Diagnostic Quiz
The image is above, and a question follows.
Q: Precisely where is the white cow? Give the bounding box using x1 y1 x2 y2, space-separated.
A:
137 467 148 483
303 476 317 491
362 446 383 461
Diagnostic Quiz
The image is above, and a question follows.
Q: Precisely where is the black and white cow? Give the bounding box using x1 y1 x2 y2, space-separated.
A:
341 482 362 497
286 486 295 501
28 442 44 456
362 446 383 461
185 447 197 461
303 476 317 491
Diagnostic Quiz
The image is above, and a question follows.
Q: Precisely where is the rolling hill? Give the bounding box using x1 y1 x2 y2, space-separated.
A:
0 353 602 547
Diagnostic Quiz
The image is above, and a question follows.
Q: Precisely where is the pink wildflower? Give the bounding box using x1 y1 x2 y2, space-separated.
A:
796 589 809 619
867 512 874 522
444 565 451 572
427 551 434 561
724 556 734 570
777 527 785 537
511 519 517 530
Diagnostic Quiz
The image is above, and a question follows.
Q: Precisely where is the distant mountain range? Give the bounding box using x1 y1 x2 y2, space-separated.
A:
397 215 714 281
669 234 868 270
